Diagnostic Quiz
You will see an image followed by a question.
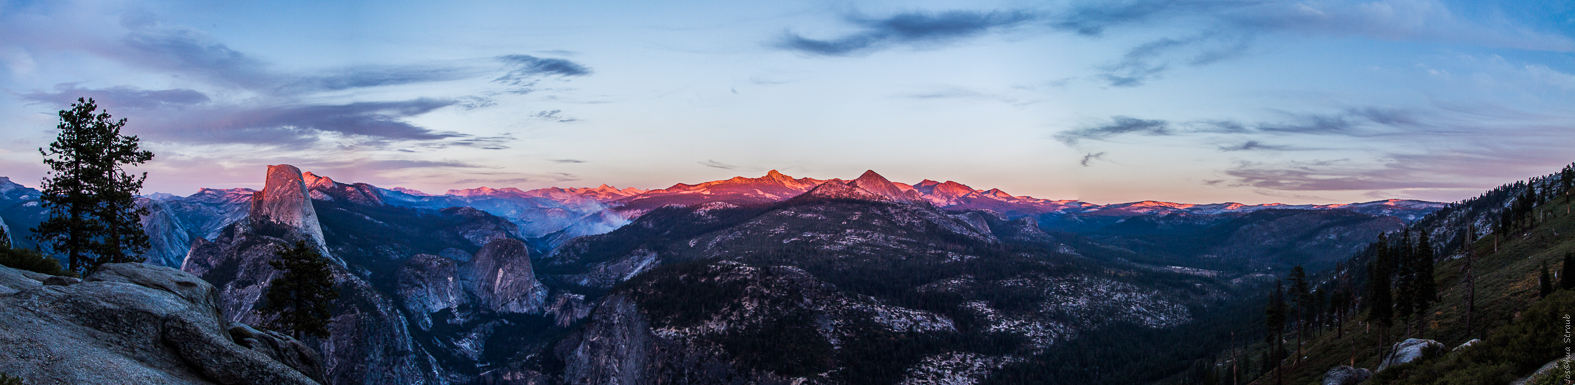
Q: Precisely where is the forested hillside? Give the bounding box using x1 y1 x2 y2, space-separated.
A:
1210 164 1575 385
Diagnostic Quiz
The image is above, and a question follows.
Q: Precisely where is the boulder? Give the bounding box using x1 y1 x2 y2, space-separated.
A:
1377 338 1445 371
0 263 321 384
1322 365 1371 385
1452 338 1480 352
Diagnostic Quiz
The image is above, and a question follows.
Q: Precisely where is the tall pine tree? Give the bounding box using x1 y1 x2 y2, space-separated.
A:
1393 231 1416 337
1287 266 1311 364
1264 281 1287 385
31 98 154 276
1366 234 1394 347
1412 230 1437 337
257 240 340 339
1561 252 1574 291
1539 262 1553 298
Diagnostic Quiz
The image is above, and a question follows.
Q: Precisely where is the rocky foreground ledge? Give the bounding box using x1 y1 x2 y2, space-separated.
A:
0 263 324 385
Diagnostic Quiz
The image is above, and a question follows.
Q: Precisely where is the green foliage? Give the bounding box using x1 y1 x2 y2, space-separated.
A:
1413 230 1437 322
1373 290 1575 384
31 98 153 276
0 224 73 277
0 372 21 385
257 240 339 339
1367 235 1394 328
1528 364 1569 385
0 246 75 277
1539 262 1553 298
1561 252 1573 291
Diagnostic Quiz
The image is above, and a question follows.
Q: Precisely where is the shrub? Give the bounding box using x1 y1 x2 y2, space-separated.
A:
0 246 75 277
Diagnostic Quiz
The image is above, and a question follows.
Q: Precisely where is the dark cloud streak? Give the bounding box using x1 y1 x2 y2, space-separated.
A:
20 84 210 110
698 160 737 170
778 10 1037 56
1080 152 1107 166
495 55 591 85
1055 116 1170 145
1217 140 1289 152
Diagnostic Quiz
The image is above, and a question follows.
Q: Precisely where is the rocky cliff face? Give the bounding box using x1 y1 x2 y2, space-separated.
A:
187 165 562 384
0 177 46 251
556 294 656 385
159 188 256 240
397 254 464 330
0 211 11 248
251 165 329 257
0 263 323 384
395 238 551 328
185 215 440 384
138 198 195 267
461 238 548 314
185 166 442 384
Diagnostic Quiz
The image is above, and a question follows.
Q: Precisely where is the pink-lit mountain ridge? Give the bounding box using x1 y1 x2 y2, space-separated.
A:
0 169 1443 269
405 169 1441 222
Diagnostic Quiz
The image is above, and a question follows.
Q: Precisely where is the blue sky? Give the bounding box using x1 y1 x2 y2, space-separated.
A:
1 0 1572 204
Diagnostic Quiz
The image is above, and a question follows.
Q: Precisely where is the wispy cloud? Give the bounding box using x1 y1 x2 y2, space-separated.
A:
494 55 591 85
1050 0 1257 36
1098 32 1254 87
531 110 579 123
1223 159 1473 191
18 94 470 147
2 9 602 153
20 84 209 110
899 85 1033 106
1055 116 1170 145
1080 151 1108 166
1217 140 1289 152
1058 107 1436 145
777 1 1575 88
698 160 737 169
777 10 1037 56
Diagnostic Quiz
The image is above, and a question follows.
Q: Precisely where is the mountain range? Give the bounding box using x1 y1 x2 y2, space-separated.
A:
2 170 1443 272
0 168 1450 384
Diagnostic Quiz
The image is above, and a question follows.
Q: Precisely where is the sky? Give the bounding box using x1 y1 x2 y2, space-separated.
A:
1 0 1573 205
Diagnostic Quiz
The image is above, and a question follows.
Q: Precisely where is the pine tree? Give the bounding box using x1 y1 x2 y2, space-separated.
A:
1366 235 1394 347
1331 285 1348 339
1412 230 1436 337
1287 266 1310 364
1561 252 1574 291
1462 224 1478 339
31 98 154 276
1563 166 1573 204
1393 232 1416 337
1539 262 1553 298
257 240 340 339
1264 281 1287 385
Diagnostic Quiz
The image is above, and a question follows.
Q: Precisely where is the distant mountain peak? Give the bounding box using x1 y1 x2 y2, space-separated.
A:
0 176 25 194
446 186 527 197
388 187 431 196
850 170 923 203
302 171 336 191
795 179 891 202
